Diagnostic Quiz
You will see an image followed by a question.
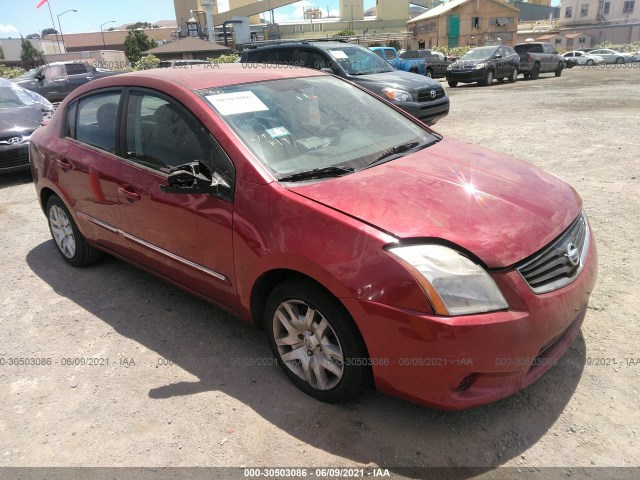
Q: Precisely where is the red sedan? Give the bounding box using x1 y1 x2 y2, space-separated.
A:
29 64 597 410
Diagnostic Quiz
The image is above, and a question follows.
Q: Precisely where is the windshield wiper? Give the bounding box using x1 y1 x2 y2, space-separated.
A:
363 141 433 170
277 165 355 183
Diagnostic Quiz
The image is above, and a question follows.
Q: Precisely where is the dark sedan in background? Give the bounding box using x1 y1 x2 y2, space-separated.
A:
0 78 53 173
446 45 520 87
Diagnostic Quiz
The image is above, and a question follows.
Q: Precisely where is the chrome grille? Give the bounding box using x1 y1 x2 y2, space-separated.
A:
516 212 590 294
417 87 445 102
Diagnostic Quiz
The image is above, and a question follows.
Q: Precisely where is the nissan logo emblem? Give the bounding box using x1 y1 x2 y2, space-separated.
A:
429 90 437 98
7 136 23 145
565 242 580 267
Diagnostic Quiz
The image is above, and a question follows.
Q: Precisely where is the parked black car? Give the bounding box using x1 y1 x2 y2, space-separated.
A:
400 50 452 78
0 79 53 173
446 46 520 87
241 41 449 125
12 61 121 102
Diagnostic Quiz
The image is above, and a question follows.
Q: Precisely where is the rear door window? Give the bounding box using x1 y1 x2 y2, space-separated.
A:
74 91 122 153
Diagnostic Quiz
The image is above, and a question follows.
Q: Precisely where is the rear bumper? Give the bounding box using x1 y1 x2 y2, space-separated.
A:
344 231 597 410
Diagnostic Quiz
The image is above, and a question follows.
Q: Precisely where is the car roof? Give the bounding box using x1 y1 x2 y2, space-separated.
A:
248 41 361 51
79 63 327 92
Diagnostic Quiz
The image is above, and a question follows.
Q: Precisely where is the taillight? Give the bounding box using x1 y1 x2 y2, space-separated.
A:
526 53 532 63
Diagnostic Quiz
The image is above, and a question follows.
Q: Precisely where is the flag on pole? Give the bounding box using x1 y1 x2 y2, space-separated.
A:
36 0 49 9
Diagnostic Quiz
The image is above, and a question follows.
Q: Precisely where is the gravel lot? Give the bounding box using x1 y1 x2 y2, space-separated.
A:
0 65 639 479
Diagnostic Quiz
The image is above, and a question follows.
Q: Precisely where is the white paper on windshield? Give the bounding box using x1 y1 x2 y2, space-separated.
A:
206 91 269 116
330 50 348 59
266 127 290 138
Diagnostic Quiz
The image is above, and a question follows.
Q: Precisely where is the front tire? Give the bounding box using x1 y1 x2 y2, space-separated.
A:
46 195 103 267
447 80 458 87
481 69 494 86
615 57 625 64
265 279 370 403
586 59 594 66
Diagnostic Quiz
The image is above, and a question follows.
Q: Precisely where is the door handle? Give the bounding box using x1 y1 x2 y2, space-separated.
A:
56 158 72 170
118 185 141 201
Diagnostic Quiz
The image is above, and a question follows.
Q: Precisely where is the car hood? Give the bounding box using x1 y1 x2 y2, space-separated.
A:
287 138 582 268
350 71 441 93
0 105 42 136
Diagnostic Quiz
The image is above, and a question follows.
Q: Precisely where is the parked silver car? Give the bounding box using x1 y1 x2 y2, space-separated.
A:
563 50 604 67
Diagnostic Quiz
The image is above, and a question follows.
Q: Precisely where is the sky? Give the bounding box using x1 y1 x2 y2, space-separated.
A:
0 0 379 38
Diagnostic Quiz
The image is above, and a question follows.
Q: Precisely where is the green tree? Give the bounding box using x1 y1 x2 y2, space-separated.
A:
207 53 239 63
133 54 160 70
334 30 356 37
124 30 154 63
127 22 159 30
41 27 58 38
388 39 402 51
26 33 41 39
20 36 44 63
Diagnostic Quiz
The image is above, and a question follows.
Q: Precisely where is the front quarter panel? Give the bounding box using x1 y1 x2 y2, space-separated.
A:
232 179 434 323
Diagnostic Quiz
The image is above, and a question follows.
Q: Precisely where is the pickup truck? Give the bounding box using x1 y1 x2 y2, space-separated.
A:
514 42 565 80
399 50 452 78
370 47 426 75
11 61 121 102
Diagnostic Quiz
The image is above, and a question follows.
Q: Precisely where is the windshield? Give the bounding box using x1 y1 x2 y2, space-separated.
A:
16 66 42 80
460 47 497 61
199 76 437 182
514 44 543 53
325 46 395 75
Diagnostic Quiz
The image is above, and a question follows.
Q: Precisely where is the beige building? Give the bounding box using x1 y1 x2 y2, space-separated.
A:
44 28 176 53
557 0 640 44
407 0 520 49
535 31 592 49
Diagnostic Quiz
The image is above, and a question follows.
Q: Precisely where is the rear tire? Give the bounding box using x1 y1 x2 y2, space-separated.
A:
530 64 540 80
46 195 103 267
447 80 458 87
265 279 371 403
426 68 433 78
508 68 518 83
555 63 564 77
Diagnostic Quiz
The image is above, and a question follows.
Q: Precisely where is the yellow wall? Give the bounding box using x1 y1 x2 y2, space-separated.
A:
376 0 410 21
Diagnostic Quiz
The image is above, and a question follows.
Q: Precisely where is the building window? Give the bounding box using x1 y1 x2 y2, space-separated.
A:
555 38 562 44
623 0 634 13
492 17 513 26
565 6 573 17
581 4 589 16
472 16 480 28
603 2 610 14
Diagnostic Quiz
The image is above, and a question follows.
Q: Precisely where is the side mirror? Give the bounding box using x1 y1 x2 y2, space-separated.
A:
35 72 45 81
320 67 334 74
494 54 502 59
160 161 231 195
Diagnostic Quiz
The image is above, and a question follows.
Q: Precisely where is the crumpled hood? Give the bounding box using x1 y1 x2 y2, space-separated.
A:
288 137 581 268
0 105 42 136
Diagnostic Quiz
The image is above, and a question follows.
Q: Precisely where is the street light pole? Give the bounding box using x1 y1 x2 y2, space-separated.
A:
57 9 77 53
100 20 116 49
